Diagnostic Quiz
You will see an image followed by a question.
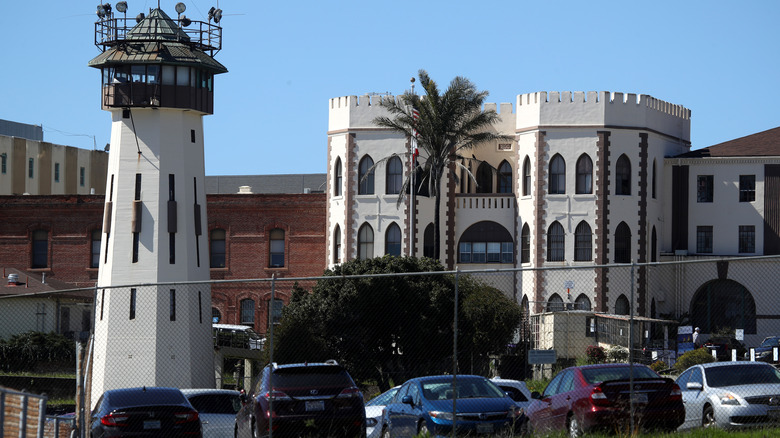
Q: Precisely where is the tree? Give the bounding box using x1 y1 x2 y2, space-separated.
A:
270 256 522 391
373 70 510 260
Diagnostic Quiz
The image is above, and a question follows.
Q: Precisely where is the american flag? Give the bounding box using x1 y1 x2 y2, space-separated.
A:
411 108 420 159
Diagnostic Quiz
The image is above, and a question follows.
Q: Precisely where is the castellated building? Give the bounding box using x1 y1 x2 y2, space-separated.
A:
327 91 780 346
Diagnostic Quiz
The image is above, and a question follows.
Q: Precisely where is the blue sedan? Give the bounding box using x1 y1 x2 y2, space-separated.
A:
381 375 523 437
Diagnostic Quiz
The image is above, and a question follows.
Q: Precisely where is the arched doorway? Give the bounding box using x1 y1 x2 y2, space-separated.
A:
690 279 756 334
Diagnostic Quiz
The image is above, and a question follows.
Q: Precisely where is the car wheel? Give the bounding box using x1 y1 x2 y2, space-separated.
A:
568 414 583 438
702 405 716 428
417 420 429 436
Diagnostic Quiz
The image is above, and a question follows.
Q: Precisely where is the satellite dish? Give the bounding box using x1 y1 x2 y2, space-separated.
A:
116 2 127 13
175 3 186 14
136 12 145 23
181 16 191 27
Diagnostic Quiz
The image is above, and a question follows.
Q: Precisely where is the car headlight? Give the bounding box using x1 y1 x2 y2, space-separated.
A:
720 393 741 406
429 411 454 421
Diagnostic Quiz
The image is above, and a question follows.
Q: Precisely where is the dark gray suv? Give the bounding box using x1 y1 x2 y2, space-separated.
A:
235 360 365 437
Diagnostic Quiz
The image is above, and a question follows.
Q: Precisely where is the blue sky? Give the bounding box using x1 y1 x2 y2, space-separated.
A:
2 1 778 176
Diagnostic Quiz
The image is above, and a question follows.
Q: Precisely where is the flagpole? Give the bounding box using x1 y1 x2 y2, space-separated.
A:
409 77 416 257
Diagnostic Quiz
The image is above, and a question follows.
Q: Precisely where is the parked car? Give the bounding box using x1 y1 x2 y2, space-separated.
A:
490 377 533 411
234 360 365 437
89 386 201 438
676 361 780 430
181 388 241 438
380 375 522 437
525 363 684 437
703 336 746 361
745 336 780 362
364 386 399 438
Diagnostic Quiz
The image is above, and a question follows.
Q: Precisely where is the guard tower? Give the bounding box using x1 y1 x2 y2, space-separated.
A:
88 2 227 404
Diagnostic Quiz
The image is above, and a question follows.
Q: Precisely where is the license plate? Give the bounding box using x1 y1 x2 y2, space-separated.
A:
143 420 161 429
632 393 648 404
476 423 493 434
305 401 325 411
768 409 780 420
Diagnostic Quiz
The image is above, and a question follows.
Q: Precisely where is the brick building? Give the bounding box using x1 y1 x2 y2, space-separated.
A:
0 192 326 338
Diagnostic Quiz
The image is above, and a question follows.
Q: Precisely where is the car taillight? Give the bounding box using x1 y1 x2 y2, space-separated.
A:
174 410 199 424
590 386 611 406
337 387 362 398
263 390 291 401
668 384 682 402
101 413 130 427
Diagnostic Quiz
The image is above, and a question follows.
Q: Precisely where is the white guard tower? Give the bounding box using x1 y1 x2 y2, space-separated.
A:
88 3 227 404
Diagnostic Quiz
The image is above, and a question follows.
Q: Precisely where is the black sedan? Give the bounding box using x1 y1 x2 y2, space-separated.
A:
90 386 202 437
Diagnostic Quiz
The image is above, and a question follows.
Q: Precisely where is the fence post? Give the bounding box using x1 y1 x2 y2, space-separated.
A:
629 262 635 434
268 273 276 438
452 267 459 437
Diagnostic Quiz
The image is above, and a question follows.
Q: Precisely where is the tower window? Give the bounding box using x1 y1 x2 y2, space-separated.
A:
28 158 34 178
54 163 60 182
269 228 285 268
80 167 85 187
358 156 375 195
358 223 374 260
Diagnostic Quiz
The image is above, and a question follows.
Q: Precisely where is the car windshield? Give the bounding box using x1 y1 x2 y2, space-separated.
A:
420 378 505 400
187 393 241 414
761 337 780 348
705 365 780 387
581 366 660 384
366 388 398 407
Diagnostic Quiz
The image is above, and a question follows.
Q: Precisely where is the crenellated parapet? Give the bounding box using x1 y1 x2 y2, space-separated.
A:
516 91 691 142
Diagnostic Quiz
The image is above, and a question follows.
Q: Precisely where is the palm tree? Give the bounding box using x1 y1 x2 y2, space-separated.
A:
373 70 510 261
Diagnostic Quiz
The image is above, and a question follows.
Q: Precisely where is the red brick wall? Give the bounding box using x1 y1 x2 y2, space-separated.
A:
0 194 327 335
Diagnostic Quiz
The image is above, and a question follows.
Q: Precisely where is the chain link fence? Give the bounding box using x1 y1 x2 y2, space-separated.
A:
2 255 780 437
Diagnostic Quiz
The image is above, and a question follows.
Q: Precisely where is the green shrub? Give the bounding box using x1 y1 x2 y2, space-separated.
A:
674 347 716 373
649 360 667 373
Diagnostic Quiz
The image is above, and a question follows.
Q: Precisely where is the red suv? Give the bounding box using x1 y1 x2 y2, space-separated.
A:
235 360 365 437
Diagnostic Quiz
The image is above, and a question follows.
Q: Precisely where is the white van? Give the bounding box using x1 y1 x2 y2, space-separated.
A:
212 324 265 350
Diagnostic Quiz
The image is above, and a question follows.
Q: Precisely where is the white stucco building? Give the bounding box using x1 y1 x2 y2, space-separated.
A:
326 90 780 346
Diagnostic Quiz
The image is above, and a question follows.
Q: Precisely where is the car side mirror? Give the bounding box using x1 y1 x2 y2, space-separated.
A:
531 391 541 400
239 392 248 404
686 382 703 391
402 395 414 406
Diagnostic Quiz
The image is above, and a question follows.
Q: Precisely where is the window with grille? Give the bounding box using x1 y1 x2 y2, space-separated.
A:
269 228 285 267
739 175 755 202
547 222 565 262
358 223 374 260
576 154 593 194
386 157 402 195
739 225 755 253
696 226 713 253
697 175 714 202
549 155 565 195
358 156 375 195
240 299 255 325
574 221 592 261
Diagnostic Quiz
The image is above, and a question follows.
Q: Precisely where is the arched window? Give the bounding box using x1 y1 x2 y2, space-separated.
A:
240 298 255 325
549 154 565 194
91 229 102 268
476 162 493 193
498 161 512 193
269 228 285 267
31 229 48 269
386 156 402 195
614 222 631 263
575 294 592 311
651 159 657 199
574 221 592 261
358 223 374 260
616 154 631 195
210 228 226 268
651 226 657 263
547 221 565 262
385 223 401 256
521 223 531 264
546 294 565 312
268 299 284 325
575 154 593 194
333 225 341 264
423 223 434 258
614 295 630 315
522 157 531 196
333 157 342 197
458 221 513 263
358 156 375 195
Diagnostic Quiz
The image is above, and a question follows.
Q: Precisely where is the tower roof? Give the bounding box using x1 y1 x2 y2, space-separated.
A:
88 8 227 74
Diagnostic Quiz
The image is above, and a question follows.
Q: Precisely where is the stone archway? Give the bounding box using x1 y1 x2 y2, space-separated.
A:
690 279 756 334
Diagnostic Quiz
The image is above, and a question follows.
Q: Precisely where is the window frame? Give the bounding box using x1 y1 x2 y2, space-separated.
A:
333 225 341 264
90 229 102 268
575 154 593 194
738 225 755 254
696 226 713 254
386 156 402 195
739 175 755 202
358 156 375 195
521 223 530 264
549 155 566 195
385 223 402 256
614 222 632 263
615 154 631 196
358 223 374 260
240 299 255 325
476 162 493 193
269 228 285 268
31 229 48 269
522 157 531 196
547 221 565 262
498 161 512 194
333 158 343 197
574 221 592 261
209 228 226 268
697 175 714 203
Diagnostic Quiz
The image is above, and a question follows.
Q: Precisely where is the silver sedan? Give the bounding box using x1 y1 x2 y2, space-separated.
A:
676 361 780 430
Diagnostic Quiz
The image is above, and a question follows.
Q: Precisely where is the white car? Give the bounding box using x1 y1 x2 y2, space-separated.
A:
490 377 533 411
364 386 399 438
181 388 242 438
